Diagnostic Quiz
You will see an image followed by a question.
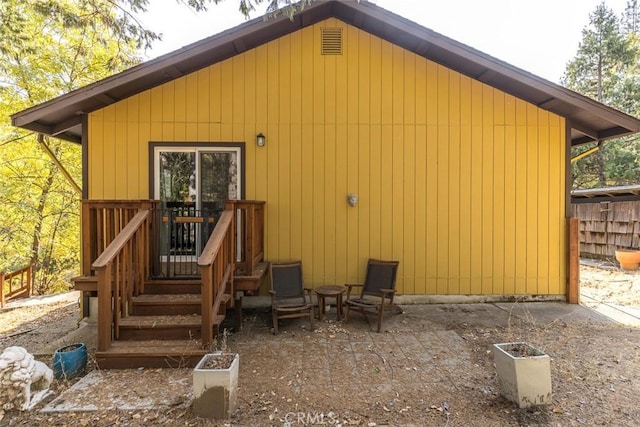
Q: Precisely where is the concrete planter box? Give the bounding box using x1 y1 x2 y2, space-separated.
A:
492 342 552 408
192 352 239 419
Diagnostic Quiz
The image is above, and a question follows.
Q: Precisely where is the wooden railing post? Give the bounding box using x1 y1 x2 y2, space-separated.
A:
27 264 33 297
568 217 580 304
82 201 92 276
97 265 112 351
0 272 5 308
253 202 264 266
201 265 213 347
247 203 255 274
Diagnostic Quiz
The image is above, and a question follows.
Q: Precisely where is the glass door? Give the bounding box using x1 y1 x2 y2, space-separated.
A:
154 146 241 276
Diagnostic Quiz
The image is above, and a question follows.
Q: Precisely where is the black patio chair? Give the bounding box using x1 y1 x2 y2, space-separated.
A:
269 261 314 334
344 259 399 332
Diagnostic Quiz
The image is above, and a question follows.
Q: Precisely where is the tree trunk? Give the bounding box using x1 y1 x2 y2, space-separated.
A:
29 160 57 293
597 140 606 187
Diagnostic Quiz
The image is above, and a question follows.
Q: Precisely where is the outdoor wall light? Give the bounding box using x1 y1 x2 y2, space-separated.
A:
256 133 266 147
347 193 358 207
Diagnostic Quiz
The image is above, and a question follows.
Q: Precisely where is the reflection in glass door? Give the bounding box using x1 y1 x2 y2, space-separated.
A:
154 147 240 277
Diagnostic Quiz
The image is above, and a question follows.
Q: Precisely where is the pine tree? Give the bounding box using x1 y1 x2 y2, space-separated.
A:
564 2 640 189
623 0 640 33
563 3 635 104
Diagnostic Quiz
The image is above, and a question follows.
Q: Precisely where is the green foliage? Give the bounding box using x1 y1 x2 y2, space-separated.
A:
0 0 140 293
571 138 640 188
187 0 314 19
0 135 81 293
565 1 640 189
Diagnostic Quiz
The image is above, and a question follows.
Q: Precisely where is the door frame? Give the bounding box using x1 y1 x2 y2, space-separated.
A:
148 142 246 276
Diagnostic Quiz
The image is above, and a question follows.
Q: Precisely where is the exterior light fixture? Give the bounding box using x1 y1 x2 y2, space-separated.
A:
347 194 358 207
256 133 266 147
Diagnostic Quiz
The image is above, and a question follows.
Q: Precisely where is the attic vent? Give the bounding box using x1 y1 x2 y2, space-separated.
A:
321 28 343 55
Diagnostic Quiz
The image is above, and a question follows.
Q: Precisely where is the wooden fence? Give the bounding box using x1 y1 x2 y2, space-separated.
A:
1 264 34 308
572 201 640 259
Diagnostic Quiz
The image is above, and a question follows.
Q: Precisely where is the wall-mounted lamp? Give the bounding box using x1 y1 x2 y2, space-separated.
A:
256 133 266 147
347 193 358 207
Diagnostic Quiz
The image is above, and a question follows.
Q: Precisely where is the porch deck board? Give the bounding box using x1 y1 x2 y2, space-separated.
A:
71 275 98 292
234 261 269 292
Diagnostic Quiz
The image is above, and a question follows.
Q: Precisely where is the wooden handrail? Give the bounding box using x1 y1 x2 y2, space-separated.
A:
198 210 235 347
1 264 34 308
93 211 150 268
198 211 233 267
93 209 151 352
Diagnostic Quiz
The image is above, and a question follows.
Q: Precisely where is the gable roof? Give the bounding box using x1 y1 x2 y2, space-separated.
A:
12 0 640 145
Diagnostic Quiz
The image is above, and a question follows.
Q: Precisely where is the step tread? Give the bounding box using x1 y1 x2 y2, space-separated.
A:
119 314 201 328
133 294 201 304
119 313 226 328
100 340 208 354
133 293 230 303
95 340 210 368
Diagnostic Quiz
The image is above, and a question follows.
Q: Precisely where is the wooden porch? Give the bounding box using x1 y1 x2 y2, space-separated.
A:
73 199 267 368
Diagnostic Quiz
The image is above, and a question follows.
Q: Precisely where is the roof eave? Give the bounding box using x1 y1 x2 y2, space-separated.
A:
11 0 640 145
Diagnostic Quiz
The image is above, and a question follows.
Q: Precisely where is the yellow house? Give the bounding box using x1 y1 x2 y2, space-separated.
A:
12 0 640 367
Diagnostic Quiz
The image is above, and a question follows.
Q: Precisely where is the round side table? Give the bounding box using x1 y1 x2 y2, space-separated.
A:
315 285 346 321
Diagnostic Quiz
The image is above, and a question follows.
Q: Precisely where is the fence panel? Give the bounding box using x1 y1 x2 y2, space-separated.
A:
573 201 640 259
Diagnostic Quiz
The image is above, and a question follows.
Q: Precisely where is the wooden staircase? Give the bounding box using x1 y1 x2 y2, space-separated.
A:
94 279 232 369
78 200 266 369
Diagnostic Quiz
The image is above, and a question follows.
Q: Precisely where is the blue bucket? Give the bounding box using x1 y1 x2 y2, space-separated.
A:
52 343 87 380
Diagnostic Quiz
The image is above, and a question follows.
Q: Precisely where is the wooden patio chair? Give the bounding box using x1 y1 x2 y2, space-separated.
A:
269 261 315 334
344 259 400 332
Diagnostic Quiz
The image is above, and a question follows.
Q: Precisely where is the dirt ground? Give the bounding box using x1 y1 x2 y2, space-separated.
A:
1 263 639 426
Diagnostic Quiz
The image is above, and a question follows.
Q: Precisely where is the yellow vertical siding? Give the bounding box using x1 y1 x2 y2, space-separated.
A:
88 18 567 296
